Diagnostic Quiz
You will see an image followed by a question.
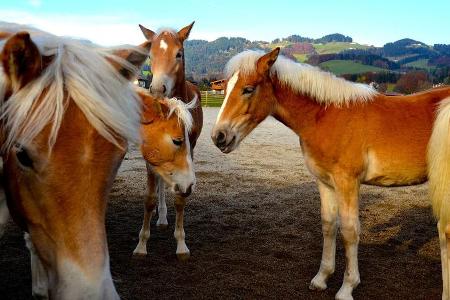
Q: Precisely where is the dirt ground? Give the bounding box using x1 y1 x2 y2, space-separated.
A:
0 108 442 299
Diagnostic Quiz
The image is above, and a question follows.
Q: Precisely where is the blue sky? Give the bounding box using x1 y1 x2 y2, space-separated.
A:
1 0 449 46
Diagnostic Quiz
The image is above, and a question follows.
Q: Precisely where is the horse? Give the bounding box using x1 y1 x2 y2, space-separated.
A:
0 24 150 299
211 48 450 300
0 162 6 239
134 22 203 259
133 89 196 260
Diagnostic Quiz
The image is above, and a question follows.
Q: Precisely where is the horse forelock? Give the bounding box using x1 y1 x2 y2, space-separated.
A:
0 23 142 151
225 50 378 106
164 96 195 133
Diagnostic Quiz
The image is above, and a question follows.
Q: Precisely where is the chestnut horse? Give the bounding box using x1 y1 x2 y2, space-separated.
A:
135 22 203 259
133 89 196 259
211 48 450 300
0 24 149 299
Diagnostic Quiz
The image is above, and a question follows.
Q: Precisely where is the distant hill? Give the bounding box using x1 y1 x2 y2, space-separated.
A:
184 37 262 80
315 33 352 43
382 38 431 57
140 32 450 84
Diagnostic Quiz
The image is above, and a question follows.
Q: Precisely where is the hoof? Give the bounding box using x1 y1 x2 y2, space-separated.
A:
132 248 147 257
132 253 147 259
32 293 49 300
176 251 190 261
309 278 327 291
335 293 353 300
156 223 169 230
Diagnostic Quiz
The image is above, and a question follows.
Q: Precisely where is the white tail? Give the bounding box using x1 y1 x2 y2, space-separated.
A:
429 96 450 299
428 97 450 230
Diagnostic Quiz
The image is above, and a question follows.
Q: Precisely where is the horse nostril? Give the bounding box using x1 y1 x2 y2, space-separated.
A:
149 85 153 93
162 85 167 94
216 131 226 145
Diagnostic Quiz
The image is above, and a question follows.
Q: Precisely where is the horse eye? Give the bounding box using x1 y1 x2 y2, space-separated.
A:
176 51 183 59
242 86 255 95
15 145 33 168
172 138 183 146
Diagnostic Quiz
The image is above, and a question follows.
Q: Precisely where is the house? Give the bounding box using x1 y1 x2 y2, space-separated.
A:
211 79 226 93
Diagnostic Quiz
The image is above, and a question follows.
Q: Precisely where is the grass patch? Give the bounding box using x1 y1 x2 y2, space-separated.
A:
404 59 436 70
293 54 309 62
386 83 396 92
313 42 370 54
320 60 386 75
201 92 225 107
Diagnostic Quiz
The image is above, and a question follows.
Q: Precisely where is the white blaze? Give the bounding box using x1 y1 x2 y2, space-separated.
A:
216 71 239 124
160 39 168 51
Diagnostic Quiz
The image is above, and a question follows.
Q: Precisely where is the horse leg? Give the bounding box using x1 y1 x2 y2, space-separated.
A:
24 233 49 299
156 175 168 228
442 224 450 300
335 177 360 300
0 190 9 239
310 180 338 291
440 221 450 300
133 165 157 255
174 195 190 260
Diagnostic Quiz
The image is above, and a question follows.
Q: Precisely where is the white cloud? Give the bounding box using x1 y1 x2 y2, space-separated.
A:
1 10 162 46
1 10 258 46
28 0 42 7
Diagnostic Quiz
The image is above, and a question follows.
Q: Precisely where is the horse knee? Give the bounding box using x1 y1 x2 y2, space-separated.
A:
322 219 337 235
340 220 360 243
144 195 157 212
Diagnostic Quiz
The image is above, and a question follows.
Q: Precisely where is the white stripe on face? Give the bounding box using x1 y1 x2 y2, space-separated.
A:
216 71 239 124
160 39 168 51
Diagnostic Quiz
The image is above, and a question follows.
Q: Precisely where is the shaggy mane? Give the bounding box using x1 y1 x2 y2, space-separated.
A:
225 50 378 105
0 22 144 150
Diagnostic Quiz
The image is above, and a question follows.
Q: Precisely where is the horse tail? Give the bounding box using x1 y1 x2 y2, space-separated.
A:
428 97 450 229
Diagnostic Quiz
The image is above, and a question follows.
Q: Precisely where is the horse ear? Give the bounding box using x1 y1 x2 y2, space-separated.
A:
1 31 42 91
177 21 195 42
139 24 155 41
140 93 164 124
110 41 151 80
256 47 279 76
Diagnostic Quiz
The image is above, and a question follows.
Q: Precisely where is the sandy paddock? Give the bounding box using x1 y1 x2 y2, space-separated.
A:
0 108 441 299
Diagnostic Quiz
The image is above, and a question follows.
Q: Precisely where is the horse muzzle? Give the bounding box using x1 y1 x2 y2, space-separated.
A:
211 126 238 154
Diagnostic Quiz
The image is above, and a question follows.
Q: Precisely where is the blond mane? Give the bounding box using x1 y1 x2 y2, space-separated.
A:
225 50 378 105
0 22 143 150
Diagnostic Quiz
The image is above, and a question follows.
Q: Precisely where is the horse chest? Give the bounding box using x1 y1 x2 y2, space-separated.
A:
302 151 334 186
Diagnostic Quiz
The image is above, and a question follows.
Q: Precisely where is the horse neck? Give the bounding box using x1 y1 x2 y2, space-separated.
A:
172 64 188 100
271 78 323 137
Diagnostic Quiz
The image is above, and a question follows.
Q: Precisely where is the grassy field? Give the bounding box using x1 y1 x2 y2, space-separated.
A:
293 54 309 62
313 42 371 54
201 91 225 107
320 60 386 75
405 59 436 70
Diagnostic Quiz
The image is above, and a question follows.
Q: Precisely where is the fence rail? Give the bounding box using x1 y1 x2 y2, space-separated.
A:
200 91 225 107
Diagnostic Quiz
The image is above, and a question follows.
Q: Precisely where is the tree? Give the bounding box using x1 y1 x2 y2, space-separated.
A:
394 71 432 94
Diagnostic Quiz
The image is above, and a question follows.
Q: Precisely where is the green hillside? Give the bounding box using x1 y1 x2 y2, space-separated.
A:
313 42 371 54
320 60 386 75
404 59 436 70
